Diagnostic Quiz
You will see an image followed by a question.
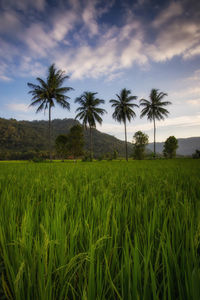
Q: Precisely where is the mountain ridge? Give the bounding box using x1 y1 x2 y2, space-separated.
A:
0 117 199 158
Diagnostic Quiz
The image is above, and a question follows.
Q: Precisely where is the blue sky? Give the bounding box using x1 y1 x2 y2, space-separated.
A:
0 0 200 142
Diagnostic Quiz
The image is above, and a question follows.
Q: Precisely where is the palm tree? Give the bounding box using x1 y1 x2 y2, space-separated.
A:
140 88 171 158
27 64 73 160
110 88 138 161
75 92 106 160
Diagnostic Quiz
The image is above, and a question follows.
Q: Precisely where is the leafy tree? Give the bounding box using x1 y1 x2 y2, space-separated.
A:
192 149 200 159
75 92 106 161
55 134 69 161
140 89 171 158
132 131 149 160
68 125 84 158
113 149 118 160
110 88 138 161
27 64 73 160
163 136 178 158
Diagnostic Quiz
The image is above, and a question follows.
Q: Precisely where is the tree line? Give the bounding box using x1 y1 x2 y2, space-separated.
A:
28 63 173 161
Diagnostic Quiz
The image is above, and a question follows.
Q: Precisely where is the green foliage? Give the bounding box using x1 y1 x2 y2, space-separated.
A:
113 149 118 160
55 134 69 160
132 131 149 160
75 92 106 128
55 125 84 160
192 149 200 159
140 89 171 157
75 91 107 160
82 151 92 162
27 64 73 159
110 88 138 161
163 136 178 158
0 118 133 159
27 64 73 113
68 124 84 158
0 160 200 299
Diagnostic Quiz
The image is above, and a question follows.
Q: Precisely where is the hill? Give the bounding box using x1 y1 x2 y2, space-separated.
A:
148 137 200 156
0 118 133 159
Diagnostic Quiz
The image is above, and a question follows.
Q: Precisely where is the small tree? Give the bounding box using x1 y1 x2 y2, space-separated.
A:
163 136 178 158
68 125 84 159
55 134 69 161
113 149 118 160
132 131 149 160
192 149 200 159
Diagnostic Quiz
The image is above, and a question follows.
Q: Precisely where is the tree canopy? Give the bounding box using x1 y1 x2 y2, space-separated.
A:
132 131 149 160
163 136 178 158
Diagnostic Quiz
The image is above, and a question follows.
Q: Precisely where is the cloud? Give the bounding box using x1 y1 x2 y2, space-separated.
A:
97 115 200 136
54 20 146 79
147 21 200 62
1 0 45 11
0 62 12 81
0 11 21 34
0 0 200 82
153 2 183 27
7 103 30 112
82 2 99 36
186 99 200 106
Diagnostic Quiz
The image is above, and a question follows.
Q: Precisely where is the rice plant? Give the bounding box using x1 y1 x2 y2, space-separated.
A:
0 159 199 299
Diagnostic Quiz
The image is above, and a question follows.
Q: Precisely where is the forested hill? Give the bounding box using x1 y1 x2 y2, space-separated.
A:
0 118 133 159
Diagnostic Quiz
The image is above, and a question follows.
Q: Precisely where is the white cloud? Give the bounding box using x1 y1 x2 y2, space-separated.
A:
97 115 200 136
0 62 12 81
82 2 99 36
54 20 147 79
0 0 200 82
153 2 183 27
147 22 200 62
186 99 200 106
7 103 30 112
183 45 200 59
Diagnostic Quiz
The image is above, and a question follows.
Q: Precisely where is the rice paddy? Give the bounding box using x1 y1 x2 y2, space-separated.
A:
0 159 200 299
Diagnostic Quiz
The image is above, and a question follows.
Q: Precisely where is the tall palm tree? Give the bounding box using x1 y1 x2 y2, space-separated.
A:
110 88 138 161
75 92 106 160
140 88 171 158
27 64 73 160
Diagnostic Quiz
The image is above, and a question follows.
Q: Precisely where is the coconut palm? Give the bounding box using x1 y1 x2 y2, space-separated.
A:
110 88 138 161
75 92 106 160
140 88 171 158
27 64 73 160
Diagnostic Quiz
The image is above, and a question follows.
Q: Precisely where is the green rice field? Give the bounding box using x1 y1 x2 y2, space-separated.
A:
0 159 200 299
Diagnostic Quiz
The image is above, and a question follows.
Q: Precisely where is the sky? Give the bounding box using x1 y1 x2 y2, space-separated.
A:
0 0 200 142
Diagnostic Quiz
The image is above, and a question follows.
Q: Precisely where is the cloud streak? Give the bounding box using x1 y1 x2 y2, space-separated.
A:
0 0 200 81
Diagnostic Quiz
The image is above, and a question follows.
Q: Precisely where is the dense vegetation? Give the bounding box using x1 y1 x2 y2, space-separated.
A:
0 160 200 299
0 118 133 160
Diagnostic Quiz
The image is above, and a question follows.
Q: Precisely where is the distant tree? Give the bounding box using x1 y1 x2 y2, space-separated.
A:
132 131 149 160
113 149 118 160
68 125 84 158
140 89 171 158
75 92 106 161
110 88 138 161
192 149 200 159
27 64 73 160
55 134 69 161
163 136 178 158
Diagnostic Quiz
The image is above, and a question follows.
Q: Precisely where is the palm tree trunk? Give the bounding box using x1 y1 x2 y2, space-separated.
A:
124 119 128 161
89 125 93 161
153 116 156 159
49 104 52 161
